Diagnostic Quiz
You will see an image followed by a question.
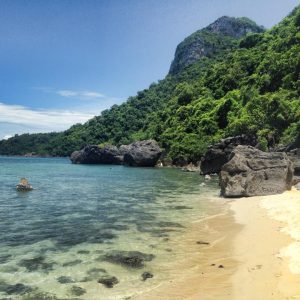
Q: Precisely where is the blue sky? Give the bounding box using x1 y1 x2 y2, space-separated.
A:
0 0 299 139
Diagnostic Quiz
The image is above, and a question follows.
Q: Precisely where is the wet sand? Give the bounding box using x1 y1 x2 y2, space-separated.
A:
133 200 239 300
135 189 300 300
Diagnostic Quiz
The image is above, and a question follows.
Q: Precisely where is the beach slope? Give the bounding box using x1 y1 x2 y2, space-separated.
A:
230 189 300 300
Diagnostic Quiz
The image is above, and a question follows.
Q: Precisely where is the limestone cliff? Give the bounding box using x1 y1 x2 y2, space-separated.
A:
169 16 264 74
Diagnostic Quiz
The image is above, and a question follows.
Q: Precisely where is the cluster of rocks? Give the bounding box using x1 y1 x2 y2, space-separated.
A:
200 135 300 197
56 251 155 291
70 140 162 167
102 250 155 269
96 251 155 288
70 135 300 197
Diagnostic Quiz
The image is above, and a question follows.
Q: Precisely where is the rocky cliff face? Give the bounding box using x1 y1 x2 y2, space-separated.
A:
206 16 264 38
169 16 264 74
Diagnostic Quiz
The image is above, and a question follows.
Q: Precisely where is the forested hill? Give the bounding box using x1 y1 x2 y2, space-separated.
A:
1 7 300 163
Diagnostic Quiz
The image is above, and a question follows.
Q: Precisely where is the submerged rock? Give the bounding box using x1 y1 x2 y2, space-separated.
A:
173 205 193 210
70 285 86 296
25 293 59 299
0 254 11 264
81 268 108 282
70 145 123 164
87 268 107 275
220 146 293 197
18 256 54 272
200 135 258 175
62 259 82 267
57 276 75 284
156 221 184 228
77 250 90 255
0 282 32 295
97 276 119 288
103 251 155 269
122 140 162 167
141 271 153 281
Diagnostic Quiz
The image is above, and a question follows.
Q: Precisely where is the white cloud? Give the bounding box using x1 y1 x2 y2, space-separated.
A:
56 90 78 97
3 134 12 140
81 91 105 98
56 90 105 99
33 87 105 99
0 103 94 140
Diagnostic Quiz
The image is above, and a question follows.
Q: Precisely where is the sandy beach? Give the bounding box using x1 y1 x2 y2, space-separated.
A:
134 189 300 300
230 189 300 300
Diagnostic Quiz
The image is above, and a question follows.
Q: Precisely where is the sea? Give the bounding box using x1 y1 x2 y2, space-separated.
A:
0 156 222 299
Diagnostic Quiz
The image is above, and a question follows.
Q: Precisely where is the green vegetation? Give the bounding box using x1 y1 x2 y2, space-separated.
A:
1 7 300 162
169 16 264 74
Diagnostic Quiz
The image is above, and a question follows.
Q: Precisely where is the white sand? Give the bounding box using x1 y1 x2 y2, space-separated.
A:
230 189 300 300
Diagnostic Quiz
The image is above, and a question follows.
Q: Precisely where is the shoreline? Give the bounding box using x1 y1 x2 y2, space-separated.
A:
134 189 300 299
132 196 239 300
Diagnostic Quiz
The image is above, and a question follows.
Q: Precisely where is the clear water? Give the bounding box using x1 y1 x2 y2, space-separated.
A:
0 156 220 299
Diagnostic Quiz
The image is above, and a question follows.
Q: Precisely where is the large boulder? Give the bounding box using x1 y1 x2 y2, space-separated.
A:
287 148 300 185
70 145 123 164
220 145 294 197
122 140 162 167
200 135 258 175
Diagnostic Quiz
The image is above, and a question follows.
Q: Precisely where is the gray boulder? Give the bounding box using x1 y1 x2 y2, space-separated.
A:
70 145 123 164
220 146 293 197
200 135 258 175
287 148 300 186
122 140 162 167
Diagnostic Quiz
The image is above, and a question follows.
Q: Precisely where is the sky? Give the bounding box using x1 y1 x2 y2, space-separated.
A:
0 0 299 140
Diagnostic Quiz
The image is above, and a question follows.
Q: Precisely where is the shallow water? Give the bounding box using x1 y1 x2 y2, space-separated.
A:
0 156 220 299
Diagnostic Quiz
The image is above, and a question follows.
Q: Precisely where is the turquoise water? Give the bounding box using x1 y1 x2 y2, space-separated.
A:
0 156 220 299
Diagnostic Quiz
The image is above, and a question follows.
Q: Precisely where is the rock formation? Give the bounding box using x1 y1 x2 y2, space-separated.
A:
122 140 162 167
70 140 162 167
16 178 33 192
70 145 123 165
287 148 300 185
220 145 293 197
169 16 264 74
200 135 258 175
